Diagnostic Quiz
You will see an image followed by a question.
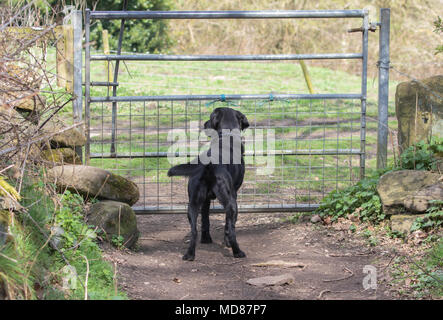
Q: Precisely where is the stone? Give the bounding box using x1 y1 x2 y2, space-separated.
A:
246 273 295 287
86 200 139 248
14 95 46 112
404 182 443 213
310 214 322 224
46 165 140 206
395 75 443 152
377 170 441 213
0 105 41 160
0 64 44 112
41 148 81 165
390 214 426 234
41 119 86 148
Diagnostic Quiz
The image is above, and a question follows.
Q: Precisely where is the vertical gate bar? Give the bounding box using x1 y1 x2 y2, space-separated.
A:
84 9 91 164
294 99 299 204
360 10 369 179
336 99 340 191
110 0 129 155
377 8 390 169
171 100 174 211
157 100 160 209
143 100 146 210
253 100 257 208
322 99 326 198
72 10 83 162
308 100 312 204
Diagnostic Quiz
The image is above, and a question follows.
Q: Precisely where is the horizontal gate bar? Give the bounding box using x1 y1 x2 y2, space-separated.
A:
89 149 362 159
89 81 119 87
90 10 366 20
90 53 363 61
132 203 320 214
89 93 362 102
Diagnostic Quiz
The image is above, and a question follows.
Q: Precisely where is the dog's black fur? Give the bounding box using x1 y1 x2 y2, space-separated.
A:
167 107 249 261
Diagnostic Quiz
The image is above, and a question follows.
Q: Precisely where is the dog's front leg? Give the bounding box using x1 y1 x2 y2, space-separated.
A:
183 203 198 261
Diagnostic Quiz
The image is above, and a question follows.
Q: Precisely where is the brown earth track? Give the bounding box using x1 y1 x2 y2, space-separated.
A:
104 212 394 300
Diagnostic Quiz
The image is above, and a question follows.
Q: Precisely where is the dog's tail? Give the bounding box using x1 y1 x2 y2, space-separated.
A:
167 163 199 177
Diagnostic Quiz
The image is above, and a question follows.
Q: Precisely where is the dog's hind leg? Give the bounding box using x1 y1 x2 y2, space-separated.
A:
183 202 199 261
213 180 246 258
183 179 208 261
200 199 212 244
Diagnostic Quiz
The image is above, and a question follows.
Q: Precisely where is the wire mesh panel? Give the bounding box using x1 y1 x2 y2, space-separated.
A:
88 98 362 213
84 9 370 214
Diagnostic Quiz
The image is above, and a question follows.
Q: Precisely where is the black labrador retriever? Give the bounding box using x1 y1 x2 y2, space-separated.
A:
168 107 249 261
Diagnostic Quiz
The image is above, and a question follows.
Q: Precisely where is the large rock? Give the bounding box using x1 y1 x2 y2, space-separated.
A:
47 165 140 206
0 64 44 112
86 200 139 248
41 148 81 165
14 95 46 112
395 75 443 152
377 170 441 213
41 119 86 148
404 182 443 213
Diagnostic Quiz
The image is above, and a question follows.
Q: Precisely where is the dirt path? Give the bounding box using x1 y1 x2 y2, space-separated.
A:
104 212 394 300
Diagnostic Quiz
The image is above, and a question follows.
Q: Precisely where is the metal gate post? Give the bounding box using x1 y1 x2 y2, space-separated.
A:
72 10 83 162
84 8 91 164
376 8 390 169
360 10 369 179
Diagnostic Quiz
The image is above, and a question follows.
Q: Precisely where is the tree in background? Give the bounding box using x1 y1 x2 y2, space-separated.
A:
32 0 173 53
87 0 173 53
434 16 443 55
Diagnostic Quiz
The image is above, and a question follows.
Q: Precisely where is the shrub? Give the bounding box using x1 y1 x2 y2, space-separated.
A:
315 171 385 224
399 138 443 171
34 0 173 53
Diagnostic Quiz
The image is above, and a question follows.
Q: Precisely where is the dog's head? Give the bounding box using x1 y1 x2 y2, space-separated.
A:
204 107 249 133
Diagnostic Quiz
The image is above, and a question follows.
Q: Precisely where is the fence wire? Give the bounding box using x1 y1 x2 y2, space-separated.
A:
88 97 362 213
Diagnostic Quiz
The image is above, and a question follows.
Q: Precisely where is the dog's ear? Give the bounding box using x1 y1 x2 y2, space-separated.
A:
237 111 249 131
205 108 221 130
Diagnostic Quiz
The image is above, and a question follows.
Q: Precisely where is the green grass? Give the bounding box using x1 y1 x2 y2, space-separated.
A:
0 179 127 300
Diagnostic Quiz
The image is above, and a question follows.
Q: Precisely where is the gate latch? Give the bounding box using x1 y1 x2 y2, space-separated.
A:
347 22 379 33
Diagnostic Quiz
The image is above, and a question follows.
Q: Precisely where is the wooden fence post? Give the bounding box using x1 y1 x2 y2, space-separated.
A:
102 29 113 91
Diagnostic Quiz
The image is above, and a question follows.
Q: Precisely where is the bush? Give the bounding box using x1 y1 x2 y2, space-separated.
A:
399 138 443 171
35 0 173 53
315 171 385 224
314 138 442 226
1 181 127 300
88 0 173 53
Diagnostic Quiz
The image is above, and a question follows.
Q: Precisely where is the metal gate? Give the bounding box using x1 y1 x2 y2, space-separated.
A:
82 9 390 214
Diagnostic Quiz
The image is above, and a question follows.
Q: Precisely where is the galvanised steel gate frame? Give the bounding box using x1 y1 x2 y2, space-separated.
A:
81 9 390 214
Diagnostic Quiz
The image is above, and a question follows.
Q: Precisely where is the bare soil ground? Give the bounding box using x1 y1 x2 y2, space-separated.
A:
103 212 396 300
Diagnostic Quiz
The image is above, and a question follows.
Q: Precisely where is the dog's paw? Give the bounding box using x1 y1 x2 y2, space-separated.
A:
182 253 195 261
233 250 246 258
201 235 213 244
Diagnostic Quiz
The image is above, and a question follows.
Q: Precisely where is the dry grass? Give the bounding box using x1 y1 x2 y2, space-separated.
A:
170 0 443 80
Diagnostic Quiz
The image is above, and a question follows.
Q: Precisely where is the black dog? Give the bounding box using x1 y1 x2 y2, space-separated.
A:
168 107 249 261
